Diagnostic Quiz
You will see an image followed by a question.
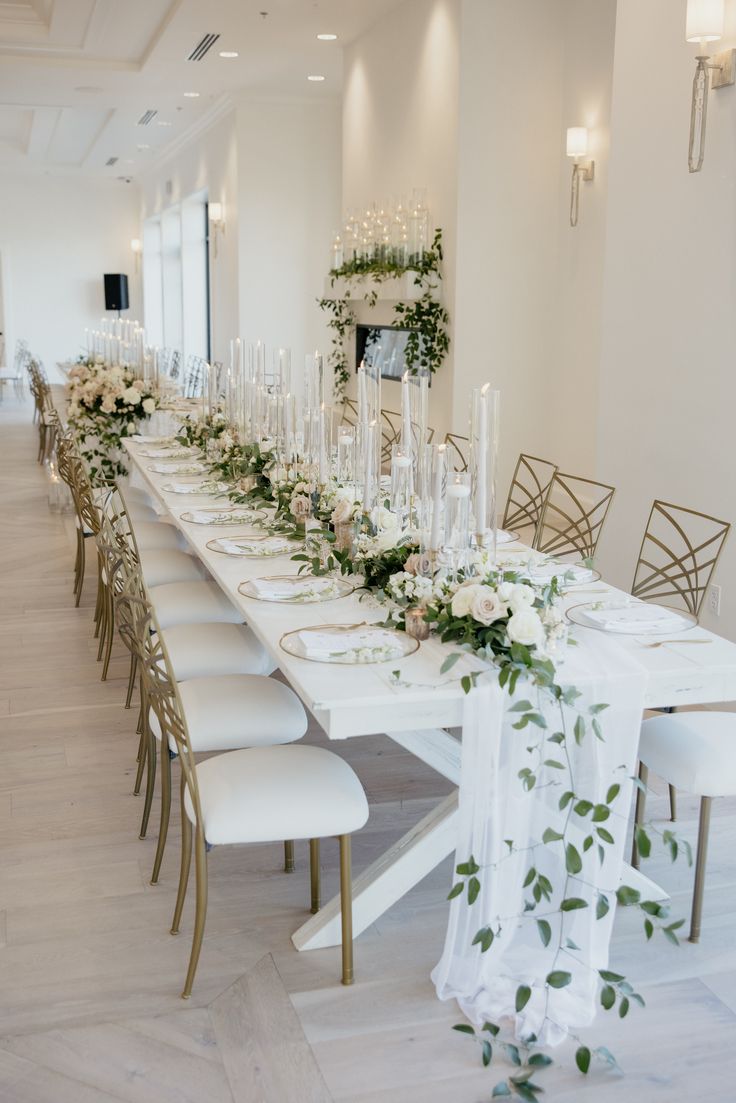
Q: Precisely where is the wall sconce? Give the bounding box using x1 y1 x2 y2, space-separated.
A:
130 238 142 273
566 127 594 228
209 201 225 257
686 0 735 173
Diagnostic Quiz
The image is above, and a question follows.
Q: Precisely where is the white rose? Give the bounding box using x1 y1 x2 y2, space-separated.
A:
507 608 544 647
508 583 535 614
142 397 156 415
126 423 136 435
371 506 399 531
469 586 507 626
373 527 401 553
123 386 142 405
497 581 515 602
332 498 355 525
451 582 482 619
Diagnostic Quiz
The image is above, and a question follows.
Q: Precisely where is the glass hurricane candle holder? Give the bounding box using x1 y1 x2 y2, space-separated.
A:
443 471 471 577
469 384 500 557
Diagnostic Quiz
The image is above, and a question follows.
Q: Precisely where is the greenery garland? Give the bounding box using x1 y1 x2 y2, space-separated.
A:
318 228 450 395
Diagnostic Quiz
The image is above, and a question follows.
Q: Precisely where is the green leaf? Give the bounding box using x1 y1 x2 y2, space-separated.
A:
644 918 654 940
447 882 463 900
472 926 495 952
456 857 480 876
440 652 462 675
616 885 641 907
583 834 594 852
546 970 572 988
536 919 552 947
565 936 581 950
523 866 537 888
560 897 587 912
573 716 586 745
606 783 621 804
619 996 630 1018
528 1053 553 1068
543 759 565 770
596 894 610 920
542 827 564 844
635 825 651 859
601 984 616 1010
592 804 610 822
467 876 481 905
596 827 615 845
575 1045 591 1074
504 1043 522 1066
599 969 625 983
573 799 593 816
452 1023 475 1035
492 1085 512 1099
566 844 583 875
508 699 534 713
515 985 532 1012
482 1039 493 1067
594 1045 619 1069
483 1021 501 1037
558 790 575 811
512 1084 542 1102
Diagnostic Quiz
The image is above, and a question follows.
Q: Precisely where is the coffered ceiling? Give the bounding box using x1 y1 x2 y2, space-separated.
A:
0 0 403 177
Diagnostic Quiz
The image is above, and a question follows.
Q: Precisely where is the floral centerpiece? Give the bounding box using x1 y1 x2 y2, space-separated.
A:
67 356 159 484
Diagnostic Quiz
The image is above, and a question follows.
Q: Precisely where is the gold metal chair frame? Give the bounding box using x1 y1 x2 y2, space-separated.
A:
533 471 616 560
116 574 357 1000
631 499 731 618
502 453 558 543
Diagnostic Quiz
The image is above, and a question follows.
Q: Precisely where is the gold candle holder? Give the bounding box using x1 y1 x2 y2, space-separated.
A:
405 605 430 641
334 521 355 553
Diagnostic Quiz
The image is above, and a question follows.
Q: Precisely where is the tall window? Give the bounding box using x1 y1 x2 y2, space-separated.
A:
142 191 210 364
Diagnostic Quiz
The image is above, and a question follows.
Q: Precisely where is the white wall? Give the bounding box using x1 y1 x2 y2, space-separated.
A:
596 0 736 640
236 97 342 393
0 175 140 380
140 108 239 370
342 0 460 435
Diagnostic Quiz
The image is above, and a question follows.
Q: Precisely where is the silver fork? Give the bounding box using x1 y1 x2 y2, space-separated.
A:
642 639 711 649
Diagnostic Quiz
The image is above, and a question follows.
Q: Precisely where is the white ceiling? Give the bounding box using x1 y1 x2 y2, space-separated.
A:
0 0 403 178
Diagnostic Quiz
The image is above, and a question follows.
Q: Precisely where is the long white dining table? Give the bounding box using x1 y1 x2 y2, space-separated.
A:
125 439 736 955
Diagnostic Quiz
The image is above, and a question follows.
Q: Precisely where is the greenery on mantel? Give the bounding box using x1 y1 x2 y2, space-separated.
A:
318 227 450 395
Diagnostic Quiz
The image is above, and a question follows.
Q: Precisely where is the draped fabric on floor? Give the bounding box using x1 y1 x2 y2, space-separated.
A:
432 638 647 1045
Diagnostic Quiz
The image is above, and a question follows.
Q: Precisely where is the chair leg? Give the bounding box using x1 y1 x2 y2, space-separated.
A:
101 587 115 681
74 531 86 606
309 839 321 914
339 834 354 986
630 762 648 870
139 727 158 840
668 784 677 823
151 747 173 885
171 773 192 936
96 583 108 661
689 796 712 944
284 839 295 873
125 652 138 709
182 827 209 999
133 726 147 795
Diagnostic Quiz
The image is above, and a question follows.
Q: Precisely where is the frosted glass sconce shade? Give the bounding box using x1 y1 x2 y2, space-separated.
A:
566 126 588 159
686 0 725 42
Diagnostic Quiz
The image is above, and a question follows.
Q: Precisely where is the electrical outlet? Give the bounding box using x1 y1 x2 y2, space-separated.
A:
709 584 722 617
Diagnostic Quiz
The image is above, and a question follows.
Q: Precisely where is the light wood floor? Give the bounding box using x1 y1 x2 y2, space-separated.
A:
1 394 736 1102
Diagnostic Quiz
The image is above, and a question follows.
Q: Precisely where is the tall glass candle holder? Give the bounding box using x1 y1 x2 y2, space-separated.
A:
274 348 291 394
469 384 500 557
337 424 356 487
428 442 447 555
390 445 413 530
443 471 472 577
362 419 380 517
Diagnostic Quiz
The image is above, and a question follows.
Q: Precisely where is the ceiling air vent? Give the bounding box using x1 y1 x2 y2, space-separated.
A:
137 109 158 126
105 156 119 166
187 32 220 61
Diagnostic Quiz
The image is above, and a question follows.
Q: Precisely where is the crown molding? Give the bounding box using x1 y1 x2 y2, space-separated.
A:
142 93 235 177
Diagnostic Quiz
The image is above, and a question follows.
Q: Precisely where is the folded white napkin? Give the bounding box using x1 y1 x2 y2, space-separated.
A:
298 627 402 660
580 604 687 634
251 577 335 600
217 537 289 556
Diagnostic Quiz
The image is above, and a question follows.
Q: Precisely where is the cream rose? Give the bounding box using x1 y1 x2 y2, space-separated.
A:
507 608 544 647
123 386 142 405
371 505 399 531
469 586 507 626
142 397 156 415
404 552 432 577
331 498 355 525
508 583 535 614
451 583 482 619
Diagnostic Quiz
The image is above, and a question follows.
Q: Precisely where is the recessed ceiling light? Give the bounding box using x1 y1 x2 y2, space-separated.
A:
307 74 325 82
219 50 239 58
317 33 338 41
157 120 172 127
183 91 200 98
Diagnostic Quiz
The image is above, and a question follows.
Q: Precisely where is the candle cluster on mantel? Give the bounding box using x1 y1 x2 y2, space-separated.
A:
332 189 432 269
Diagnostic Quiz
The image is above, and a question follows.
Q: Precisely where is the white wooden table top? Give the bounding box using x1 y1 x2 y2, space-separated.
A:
125 441 736 739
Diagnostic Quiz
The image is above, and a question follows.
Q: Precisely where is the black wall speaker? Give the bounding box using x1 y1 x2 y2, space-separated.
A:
103 273 130 312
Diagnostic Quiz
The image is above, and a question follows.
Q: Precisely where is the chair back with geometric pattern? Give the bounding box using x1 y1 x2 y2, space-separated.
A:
534 471 615 560
502 453 558 542
444 432 469 472
631 500 731 617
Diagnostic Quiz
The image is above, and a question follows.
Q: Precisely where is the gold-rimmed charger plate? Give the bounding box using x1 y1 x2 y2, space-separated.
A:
206 535 299 558
566 600 697 636
148 462 206 475
280 623 419 664
160 480 230 495
181 507 267 526
239 575 355 604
